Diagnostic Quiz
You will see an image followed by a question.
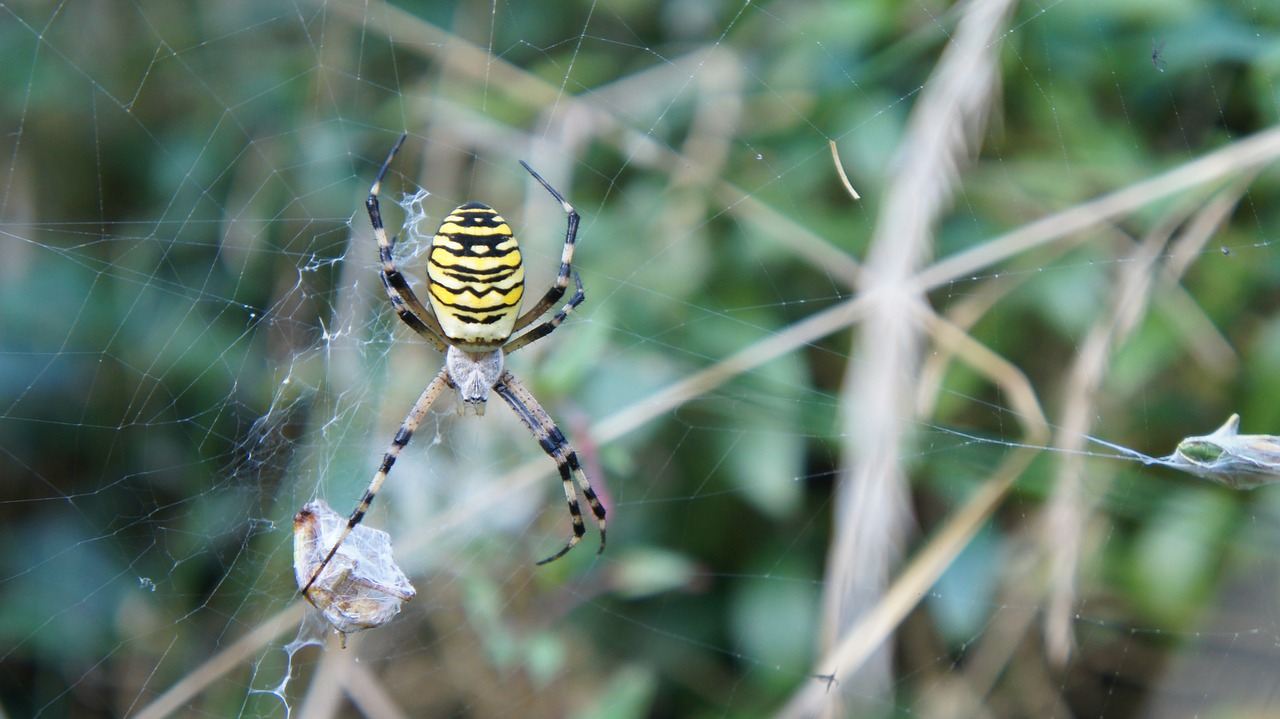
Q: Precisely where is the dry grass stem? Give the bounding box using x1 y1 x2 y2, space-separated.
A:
815 0 1018 714
339 659 415 719
919 124 1280 291
133 605 305 719
778 446 1041 719
1041 212 1173 663
1036 176 1253 664
916 308 1048 443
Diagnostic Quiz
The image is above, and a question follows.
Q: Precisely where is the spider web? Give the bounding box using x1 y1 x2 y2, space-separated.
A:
3 0 1280 717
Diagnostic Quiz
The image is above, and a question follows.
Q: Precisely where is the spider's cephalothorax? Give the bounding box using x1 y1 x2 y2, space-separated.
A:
299 134 606 599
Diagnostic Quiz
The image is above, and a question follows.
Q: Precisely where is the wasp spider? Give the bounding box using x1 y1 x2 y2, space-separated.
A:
301 134 606 595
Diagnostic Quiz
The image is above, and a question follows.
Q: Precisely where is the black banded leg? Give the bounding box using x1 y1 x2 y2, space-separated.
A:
563 442 607 557
302 369 451 595
503 272 585 355
493 372 606 564
375 231 448 352
366 134 450 351
511 161 580 333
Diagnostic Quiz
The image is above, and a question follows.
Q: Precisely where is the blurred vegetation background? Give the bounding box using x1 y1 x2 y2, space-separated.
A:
3 0 1280 717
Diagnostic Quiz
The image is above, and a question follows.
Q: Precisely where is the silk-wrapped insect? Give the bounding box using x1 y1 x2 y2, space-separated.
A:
294 500 416 646
1151 414 1280 490
1088 414 1280 490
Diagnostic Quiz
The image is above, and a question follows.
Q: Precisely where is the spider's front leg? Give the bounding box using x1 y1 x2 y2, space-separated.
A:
367 135 450 352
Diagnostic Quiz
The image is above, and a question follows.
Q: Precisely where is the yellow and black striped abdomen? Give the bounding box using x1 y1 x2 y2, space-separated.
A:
427 202 525 348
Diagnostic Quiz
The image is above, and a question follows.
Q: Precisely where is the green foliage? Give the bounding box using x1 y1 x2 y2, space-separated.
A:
5 0 1280 717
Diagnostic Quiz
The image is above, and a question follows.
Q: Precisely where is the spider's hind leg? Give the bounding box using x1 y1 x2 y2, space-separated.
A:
492 372 606 564
301 368 451 595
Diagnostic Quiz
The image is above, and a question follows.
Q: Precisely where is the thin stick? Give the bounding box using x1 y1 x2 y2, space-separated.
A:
828 140 861 200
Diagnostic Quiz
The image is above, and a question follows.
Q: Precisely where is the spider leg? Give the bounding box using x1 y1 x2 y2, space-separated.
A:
493 371 606 564
503 272 585 355
302 368 452 595
367 133 449 353
510 161 579 333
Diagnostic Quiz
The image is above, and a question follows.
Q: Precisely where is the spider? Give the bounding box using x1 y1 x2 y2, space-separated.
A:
301 134 606 595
